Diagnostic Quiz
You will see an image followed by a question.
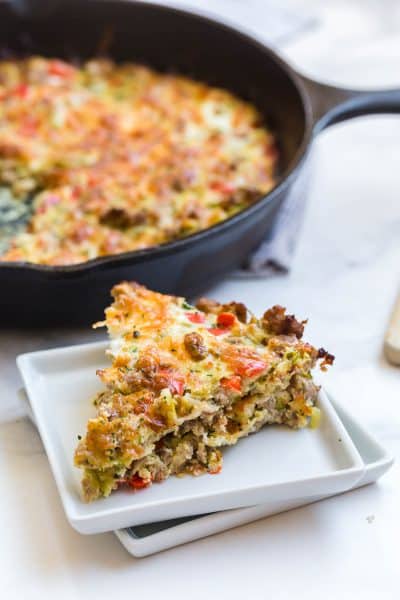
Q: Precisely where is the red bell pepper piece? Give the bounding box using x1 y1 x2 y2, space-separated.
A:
235 359 267 378
217 312 235 328
221 375 242 392
187 312 205 324
13 84 28 99
128 475 150 490
207 327 229 336
48 60 75 78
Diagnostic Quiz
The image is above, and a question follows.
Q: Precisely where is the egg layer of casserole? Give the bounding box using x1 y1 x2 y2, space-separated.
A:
0 57 277 265
74 282 334 502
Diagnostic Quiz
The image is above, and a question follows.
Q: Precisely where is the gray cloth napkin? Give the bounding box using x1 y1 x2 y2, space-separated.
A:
236 154 313 276
239 1 315 274
240 172 311 276
203 0 316 275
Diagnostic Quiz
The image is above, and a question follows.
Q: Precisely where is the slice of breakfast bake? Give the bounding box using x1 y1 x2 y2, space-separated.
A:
74 282 333 501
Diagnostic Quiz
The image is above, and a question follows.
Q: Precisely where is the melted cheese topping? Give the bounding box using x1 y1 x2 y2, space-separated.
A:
0 57 278 265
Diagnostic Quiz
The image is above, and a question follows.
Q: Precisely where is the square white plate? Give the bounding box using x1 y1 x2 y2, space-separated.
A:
17 341 365 534
115 398 394 556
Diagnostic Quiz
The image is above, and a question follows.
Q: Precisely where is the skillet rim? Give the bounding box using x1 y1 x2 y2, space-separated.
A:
0 0 313 276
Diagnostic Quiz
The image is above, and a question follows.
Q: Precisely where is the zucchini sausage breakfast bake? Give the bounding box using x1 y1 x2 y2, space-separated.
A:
0 57 277 265
74 283 334 502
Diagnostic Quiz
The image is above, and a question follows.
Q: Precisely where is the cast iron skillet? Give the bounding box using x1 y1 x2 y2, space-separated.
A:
1 0 400 326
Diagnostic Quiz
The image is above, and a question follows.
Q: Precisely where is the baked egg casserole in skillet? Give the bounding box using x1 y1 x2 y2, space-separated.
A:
0 57 278 265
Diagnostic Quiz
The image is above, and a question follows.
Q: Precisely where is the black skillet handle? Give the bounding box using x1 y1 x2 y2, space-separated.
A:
299 74 400 133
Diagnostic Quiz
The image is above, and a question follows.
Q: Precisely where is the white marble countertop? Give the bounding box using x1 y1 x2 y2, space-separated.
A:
1 1 400 598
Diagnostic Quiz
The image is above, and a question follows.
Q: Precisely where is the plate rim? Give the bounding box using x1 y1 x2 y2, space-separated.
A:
114 398 394 556
17 342 365 534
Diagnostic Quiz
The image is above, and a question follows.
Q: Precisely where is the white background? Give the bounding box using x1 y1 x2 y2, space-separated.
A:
1 1 400 598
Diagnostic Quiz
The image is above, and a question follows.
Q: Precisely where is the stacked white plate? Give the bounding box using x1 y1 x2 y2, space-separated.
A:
18 341 394 556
